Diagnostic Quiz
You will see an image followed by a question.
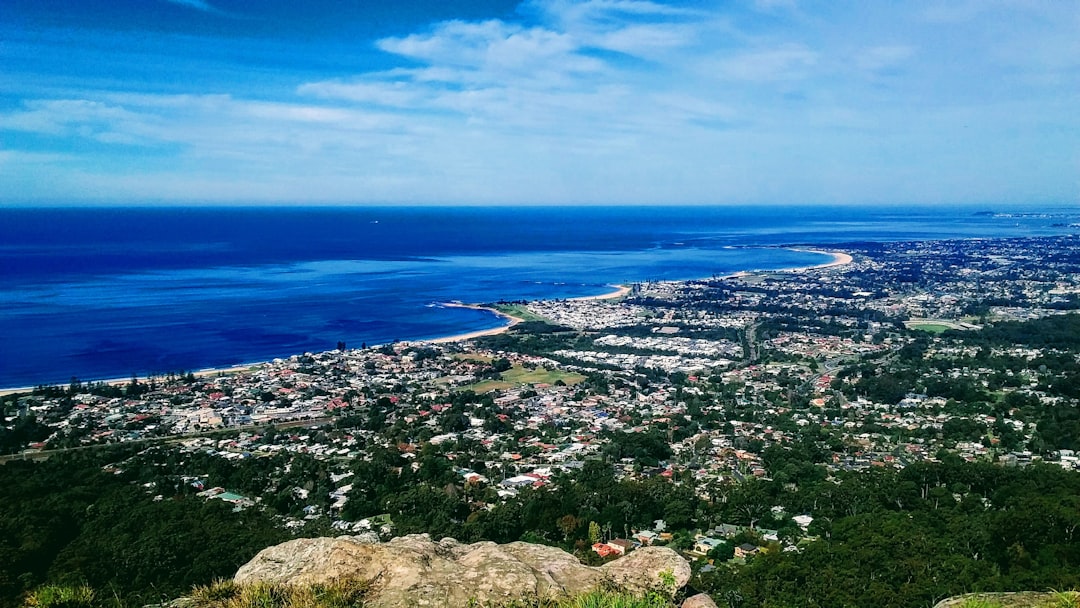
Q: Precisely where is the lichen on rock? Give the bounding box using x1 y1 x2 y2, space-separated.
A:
233 534 691 608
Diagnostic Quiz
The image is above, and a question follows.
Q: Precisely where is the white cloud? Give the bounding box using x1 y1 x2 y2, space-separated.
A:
298 79 426 108
855 45 916 72
590 22 701 56
705 44 817 82
3 0 1078 204
163 0 217 12
378 20 585 72
534 0 700 25
0 99 154 139
752 0 797 12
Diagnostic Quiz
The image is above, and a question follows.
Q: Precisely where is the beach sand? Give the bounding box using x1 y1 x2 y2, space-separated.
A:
424 303 526 344
0 364 260 397
807 250 854 269
772 249 854 272
568 284 632 301
423 284 630 344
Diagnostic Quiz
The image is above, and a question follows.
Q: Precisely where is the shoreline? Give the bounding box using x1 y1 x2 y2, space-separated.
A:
0 251 851 394
787 249 855 271
421 284 632 345
0 364 262 398
567 284 632 301
423 303 526 344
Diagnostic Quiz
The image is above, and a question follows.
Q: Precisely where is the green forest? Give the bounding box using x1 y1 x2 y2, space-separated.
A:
3 445 1080 608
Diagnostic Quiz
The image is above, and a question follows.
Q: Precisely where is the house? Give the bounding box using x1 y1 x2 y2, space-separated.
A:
634 530 659 546
592 543 617 558
500 475 537 488
607 539 634 555
693 537 724 555
712 523 742 538
735 543 759 558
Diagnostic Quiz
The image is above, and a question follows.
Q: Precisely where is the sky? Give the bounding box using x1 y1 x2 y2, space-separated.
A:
1 0 1078 206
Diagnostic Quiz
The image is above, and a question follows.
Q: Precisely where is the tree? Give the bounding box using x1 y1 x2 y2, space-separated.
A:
557 515 581 542
708 541 735 563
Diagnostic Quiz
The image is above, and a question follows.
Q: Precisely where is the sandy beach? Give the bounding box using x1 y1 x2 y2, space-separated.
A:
0 364 260 397
807 249 854 269
775 249 854 272
567 284 632 301
422 285 631 345
424 303 526 344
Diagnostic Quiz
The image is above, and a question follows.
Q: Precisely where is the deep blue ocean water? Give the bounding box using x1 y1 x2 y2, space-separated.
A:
1 204 1076 387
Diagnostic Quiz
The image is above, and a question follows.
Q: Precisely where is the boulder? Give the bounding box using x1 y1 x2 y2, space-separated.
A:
599 546 691 593
234 534 690 608
934 592 1078 608
682 593 719 608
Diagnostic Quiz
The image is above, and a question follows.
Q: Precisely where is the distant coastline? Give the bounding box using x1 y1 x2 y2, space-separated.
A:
408 250 851 345
0 249 853 394
425 303 525 344
4 203 1069 389
425 283 632 344
788 249 855 271
0 364 260 398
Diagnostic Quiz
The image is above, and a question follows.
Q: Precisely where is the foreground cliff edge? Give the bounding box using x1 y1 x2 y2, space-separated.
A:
933 593 1080 608
224 534 693 607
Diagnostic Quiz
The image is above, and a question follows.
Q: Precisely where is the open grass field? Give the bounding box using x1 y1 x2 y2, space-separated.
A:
465 365 585 393
908 322 953 333
905 318 969 333
493 304 550 323
454 353 493 363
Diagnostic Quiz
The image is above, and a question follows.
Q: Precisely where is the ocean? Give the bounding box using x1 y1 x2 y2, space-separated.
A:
1 204 1076 387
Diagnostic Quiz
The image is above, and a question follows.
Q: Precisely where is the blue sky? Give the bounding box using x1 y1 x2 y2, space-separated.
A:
1 0 1078 205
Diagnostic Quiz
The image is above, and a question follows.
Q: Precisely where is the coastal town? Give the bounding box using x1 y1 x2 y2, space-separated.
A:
3 234 1080 566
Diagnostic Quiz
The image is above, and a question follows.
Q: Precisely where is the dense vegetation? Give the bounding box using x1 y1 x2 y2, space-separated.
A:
23 581 678 608
4 274 1080 608
693 460 1080 607
0 448 291 608
4 443 1080 608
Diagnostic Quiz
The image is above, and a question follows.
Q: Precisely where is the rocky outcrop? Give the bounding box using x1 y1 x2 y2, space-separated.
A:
234 534 691 608
681 593 719 608
933 592 1079 608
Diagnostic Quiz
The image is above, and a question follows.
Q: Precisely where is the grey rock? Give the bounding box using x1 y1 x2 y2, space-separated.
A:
233 534 690 608
599 546 691 593
934 592 1077 608
682 593 719 608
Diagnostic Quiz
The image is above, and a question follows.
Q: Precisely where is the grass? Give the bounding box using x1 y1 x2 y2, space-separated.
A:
465 365 585 393
950 592 1080 608
492 304 550 323
187 582 676 608
455 353 494 363
24 584 1080 608
958 598 1005 608
907 322 954 334
1047 591 1080 608
491 591 675 607
24 585 99 608
188 579 372 608
189 583 675 608
27 583 674 608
